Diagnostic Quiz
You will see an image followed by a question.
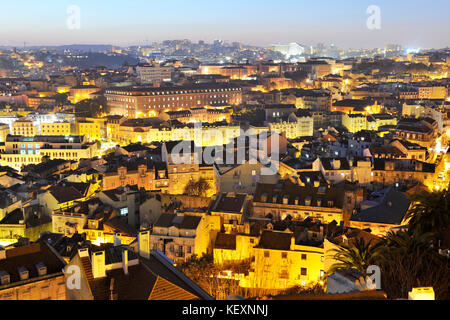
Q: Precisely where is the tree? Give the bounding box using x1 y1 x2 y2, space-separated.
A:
374 231 450 300
234 107 265 126
329 238 377 274
52 93 69 106
329 230 450 300
183 178 211 197
405 190 450 249
177 254 252 300
285 70 309 84
75 96 108 117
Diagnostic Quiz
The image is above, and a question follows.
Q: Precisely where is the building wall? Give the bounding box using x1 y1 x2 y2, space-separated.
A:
252 201 343 224
105 86 242 118
0 274 66 300
213 234 258 265
242 244 324 290
217 162 280 195
41 122 72 136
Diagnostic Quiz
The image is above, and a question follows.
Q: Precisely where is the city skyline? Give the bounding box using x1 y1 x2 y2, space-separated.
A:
1 0 449 49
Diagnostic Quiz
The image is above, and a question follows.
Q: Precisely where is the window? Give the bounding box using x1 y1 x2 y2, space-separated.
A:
300 268 307 276
264 251 270 258
301 254 307 260
282 252 288 259
120 207 128 216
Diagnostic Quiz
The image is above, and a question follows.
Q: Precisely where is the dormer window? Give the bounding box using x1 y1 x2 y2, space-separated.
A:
0 271 10 285
260 193 268 202
305 196 312 206
36 262 47 277
18 267 29 281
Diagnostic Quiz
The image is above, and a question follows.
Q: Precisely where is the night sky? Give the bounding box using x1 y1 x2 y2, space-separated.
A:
1 0 449 48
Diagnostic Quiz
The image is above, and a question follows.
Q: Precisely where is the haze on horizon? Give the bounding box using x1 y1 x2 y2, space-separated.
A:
1 0 449 49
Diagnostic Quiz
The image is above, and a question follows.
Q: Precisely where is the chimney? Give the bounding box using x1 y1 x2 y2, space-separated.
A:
113 232 122 247
18 267 29 281
414 161 423 172
91 251 106 279
138 231 150 259
244 221 250 235
36 262 47 277
109 277 118 300
122 249 129 275
88 202 99 216
332 159 341 170
0 271 10 285
409 287 435 300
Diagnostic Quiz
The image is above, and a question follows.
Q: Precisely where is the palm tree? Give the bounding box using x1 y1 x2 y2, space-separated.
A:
329 238 376 274
374 230 434 259
373 230 449 300
405 190 450 248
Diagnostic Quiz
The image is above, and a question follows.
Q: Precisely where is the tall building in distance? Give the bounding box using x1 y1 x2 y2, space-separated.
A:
136 63 174 84
271 43 306 58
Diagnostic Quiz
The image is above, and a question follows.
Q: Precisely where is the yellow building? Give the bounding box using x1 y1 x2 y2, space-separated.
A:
40 122 72 136
418 86 448 100
0 124 9 143
242 230 324 290
69 85 100 104
12 118 38 137
342 113 367 133
0 135 98 172
213 232 258 265
367 114 398 131
268 113 314 139
77 118 106 142
141 213 221 264
115 120 241 147
0 242 67 300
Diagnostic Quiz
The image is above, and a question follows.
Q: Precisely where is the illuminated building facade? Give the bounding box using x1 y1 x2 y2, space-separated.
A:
137 63 173 84
40 122 72 136
252 180 354 225
76 117 106 142
12 117 38 136
0 135 98 171
69 85 100 104
242 230 324 290
104 84 242 118
141 214 221 264
0 242 66 300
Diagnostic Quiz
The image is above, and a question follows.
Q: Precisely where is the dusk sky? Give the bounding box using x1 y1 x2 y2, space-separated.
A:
1 0 449 49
